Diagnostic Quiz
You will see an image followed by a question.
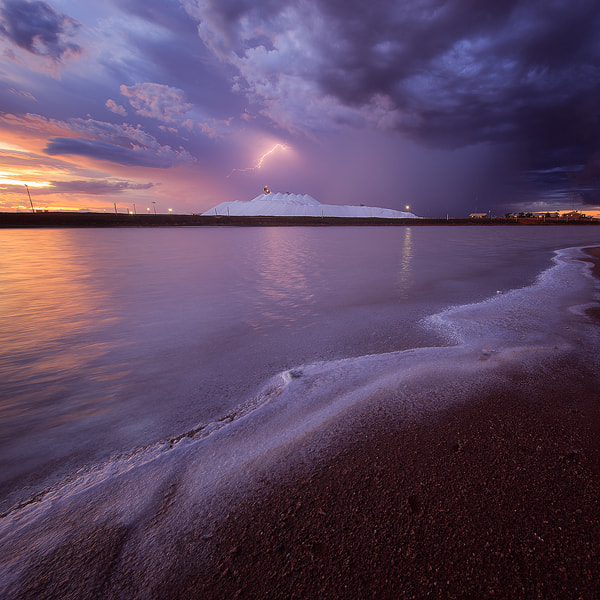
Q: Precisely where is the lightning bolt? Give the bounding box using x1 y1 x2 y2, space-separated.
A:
256 143 288 168
228 143 289 178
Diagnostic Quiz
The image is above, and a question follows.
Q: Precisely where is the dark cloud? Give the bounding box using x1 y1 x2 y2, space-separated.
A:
188 0 600 167
0 0 82 60
316 0 600 152
177 0 600 213
330 1 600 161
45 137 188 168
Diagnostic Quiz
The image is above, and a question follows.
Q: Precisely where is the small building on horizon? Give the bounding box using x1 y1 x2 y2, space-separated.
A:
562 210 583 220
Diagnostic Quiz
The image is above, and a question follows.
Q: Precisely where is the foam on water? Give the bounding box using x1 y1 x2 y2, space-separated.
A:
423 246 597 349
1 245 599 595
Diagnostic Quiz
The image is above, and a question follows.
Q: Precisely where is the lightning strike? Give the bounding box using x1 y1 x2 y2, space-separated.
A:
228 143 289 177
256 143 288 168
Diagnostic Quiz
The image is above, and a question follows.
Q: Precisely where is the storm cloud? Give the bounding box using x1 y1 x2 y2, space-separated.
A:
186 0 600 167
0 0 82 60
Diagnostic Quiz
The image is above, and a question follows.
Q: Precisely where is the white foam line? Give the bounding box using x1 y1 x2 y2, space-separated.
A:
0 370 292 521
2 245 598 531
422 245 599 347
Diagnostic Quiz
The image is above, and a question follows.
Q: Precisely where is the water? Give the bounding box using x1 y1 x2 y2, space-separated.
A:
1 225 600 596
1 225 599 508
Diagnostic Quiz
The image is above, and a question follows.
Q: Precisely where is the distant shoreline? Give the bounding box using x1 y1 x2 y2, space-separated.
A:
1 212 598 228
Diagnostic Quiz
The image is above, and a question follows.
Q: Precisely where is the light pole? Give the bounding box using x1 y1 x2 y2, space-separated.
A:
152 201 157 215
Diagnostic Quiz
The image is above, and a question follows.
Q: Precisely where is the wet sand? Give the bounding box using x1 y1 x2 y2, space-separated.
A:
158 366 599 599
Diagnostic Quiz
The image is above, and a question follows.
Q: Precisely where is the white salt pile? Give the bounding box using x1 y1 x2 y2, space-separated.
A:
205 192 419 218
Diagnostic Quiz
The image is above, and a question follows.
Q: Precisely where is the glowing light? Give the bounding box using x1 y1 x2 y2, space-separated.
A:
0 142 28 153
256 143 288 168
0 174 51 188
228 143 289 177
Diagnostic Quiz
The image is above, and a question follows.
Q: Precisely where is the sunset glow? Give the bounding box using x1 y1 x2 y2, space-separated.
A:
0 1 598 216
0 176 51 188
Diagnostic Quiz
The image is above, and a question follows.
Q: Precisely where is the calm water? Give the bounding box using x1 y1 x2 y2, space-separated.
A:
1 225 600 503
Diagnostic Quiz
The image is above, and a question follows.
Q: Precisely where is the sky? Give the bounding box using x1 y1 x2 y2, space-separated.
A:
0 0 599 217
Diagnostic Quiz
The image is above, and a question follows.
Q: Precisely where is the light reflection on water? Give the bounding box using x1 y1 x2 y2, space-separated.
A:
247 227 320 329
396 227 414 298
239 227 418 332
0 230 120 425
0 231 112 343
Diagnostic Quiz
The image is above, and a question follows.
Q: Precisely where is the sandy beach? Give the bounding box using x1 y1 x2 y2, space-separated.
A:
4 246 600 600
12 360 600 599
168 369 600 599
160 250 600 600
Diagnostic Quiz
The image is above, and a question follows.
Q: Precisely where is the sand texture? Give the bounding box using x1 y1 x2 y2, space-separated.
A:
166 359 600 600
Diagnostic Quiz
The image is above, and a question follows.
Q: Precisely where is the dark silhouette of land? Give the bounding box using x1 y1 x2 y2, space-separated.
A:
1 212 598 228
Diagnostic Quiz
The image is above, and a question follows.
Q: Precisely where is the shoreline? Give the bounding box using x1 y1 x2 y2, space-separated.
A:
3 247 600 599
189 365 600 599
1 211 599 228
173 249 600 599
10 355 600 600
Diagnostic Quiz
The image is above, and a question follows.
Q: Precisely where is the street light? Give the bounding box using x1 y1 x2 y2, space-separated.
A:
152 201 157 215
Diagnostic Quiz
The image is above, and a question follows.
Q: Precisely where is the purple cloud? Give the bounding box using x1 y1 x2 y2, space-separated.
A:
47 179 154 195
45 137 189 168
1 112 194 168
0 0 82 60
183 0 600 169
106 99 127 117
120 83 193 123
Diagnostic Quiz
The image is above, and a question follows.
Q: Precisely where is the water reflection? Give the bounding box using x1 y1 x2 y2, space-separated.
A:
246 228 319 330
0 230 121 429
395 227 414 299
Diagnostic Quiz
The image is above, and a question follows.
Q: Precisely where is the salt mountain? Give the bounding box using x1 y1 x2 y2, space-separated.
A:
205 192 419 218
